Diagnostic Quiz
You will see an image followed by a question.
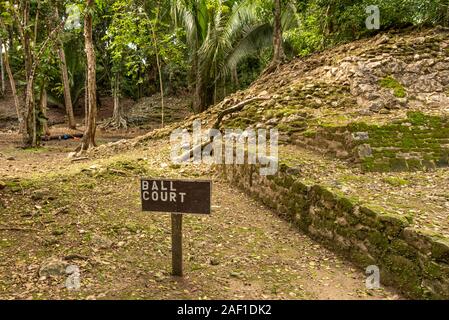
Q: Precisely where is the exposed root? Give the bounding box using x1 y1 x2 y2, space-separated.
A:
177 96 271 162
101 117 128 130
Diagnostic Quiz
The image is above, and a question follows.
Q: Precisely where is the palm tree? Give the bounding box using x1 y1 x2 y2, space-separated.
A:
172 0 299 112
171 0 264 112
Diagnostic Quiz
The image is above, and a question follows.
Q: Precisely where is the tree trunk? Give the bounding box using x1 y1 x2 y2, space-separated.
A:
194 68 212 113
272 0 285 63
194 71 206 113
150 5 165 128
154 39 165 128
111 73 126 128
24 74 36 146
54 7 76 129
232 66 239 91
39 85 50 136
58 42 76 129
84 70 88 127
0 37 5 96
265 0 286 74
19 1 36 146
80 0 97 152
3 40 23 130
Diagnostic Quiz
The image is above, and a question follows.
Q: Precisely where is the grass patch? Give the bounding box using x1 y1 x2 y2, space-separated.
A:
382 177 411 187
379 76 406 98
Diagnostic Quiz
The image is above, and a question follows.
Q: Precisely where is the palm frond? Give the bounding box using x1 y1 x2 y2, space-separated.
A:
223 22 273 76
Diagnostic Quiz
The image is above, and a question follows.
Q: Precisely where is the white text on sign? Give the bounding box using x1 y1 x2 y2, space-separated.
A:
142 180 187 203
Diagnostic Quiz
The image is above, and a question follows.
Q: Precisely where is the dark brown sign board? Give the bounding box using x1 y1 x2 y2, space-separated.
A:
141 178 212 277
141 179 212 215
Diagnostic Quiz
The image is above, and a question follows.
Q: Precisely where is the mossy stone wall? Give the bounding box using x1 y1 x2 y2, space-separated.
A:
217 162 449 299
297 112 449 172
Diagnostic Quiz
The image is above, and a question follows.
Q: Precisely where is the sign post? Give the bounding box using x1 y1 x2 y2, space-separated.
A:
141 179 211 277
171 214 183 277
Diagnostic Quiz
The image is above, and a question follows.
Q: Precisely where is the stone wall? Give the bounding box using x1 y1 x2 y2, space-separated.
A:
296 112 449 172
217 162 449 299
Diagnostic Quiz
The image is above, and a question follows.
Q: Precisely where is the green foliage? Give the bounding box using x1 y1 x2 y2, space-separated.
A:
286 0 449 57
2 0 448 114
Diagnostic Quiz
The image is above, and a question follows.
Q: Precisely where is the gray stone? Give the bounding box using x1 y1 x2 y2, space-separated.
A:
31 189 51 201
39 258 68 277
357 144 373 158
92 235 114 249
352 132 369 141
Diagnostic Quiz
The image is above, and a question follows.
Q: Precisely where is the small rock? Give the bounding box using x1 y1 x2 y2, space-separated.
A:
230 271 243 278
39 258 68 277
31 189 51 201
6 157 15 161
0 181 6 190
352 132 369 141
210 258 220 266
266 118 278 125
358 144 373 158
92 234 113 249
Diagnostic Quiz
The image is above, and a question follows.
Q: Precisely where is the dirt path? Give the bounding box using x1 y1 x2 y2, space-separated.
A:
0 141 400 300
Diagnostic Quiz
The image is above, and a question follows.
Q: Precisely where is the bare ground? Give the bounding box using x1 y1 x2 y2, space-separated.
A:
0 139 401 300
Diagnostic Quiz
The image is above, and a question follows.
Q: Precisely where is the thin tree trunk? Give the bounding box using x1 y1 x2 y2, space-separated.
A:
54 7 76 129
232 66 239 91
194 65 212 113
19 1 35 146
194 71 206 113
3 41 23 129
190 50 198 98
80 0 97 152
213 61 217 105
272 0 285 63
111 73 126 128
191 35 201 112
58 43 76 129
150 7 165 128
0 37 5 96
265 0 286 74
24 75 36 146
34 1 40 44
84 70 88 127
39 85 50 136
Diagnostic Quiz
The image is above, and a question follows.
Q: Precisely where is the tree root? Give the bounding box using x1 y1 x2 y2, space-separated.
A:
213 96 270 130
101 116 128 130
177 96 270 162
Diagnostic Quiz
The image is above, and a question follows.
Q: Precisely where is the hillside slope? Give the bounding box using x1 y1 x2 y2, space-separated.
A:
105 27 449 173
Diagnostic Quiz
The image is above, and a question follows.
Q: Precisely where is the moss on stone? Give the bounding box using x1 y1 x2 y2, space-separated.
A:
378 213 411 237
431 238 449 263
291 180 309 195
389 158 409 172
335 196 355 213
379 76 407 98
381 254 423 296
389 239 418 259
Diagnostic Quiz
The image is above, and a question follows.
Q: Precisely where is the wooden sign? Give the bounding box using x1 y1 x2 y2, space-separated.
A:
140 178 212 277
141 179 211 215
